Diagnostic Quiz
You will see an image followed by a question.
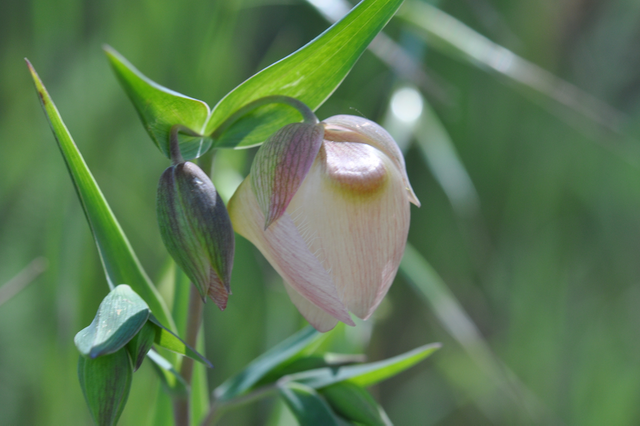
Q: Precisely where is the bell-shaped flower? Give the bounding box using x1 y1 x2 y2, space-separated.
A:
228 115 419 331
157 161 235 310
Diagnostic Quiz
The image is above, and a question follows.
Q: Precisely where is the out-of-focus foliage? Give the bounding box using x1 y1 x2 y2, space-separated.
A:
2 0 640 425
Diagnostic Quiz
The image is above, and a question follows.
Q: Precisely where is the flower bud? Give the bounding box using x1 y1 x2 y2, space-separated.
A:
157 161 234 309
228 115 419 331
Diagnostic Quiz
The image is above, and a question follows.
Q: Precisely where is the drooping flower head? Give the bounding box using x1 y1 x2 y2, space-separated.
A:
228 115 419 331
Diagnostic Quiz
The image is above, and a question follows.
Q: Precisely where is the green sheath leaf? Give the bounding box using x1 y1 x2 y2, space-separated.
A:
104 46 212 160
75 285 150 358
205 0 404 148
27 61 176 333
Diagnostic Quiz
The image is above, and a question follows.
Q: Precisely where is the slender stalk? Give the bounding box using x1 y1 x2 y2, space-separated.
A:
170 125 203 165
173 285 205 426
209 95 319 140
200 384 279 426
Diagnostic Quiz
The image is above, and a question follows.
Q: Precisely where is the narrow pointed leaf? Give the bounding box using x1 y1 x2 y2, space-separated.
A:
148 316 212 367
320 382 389 426
279 382 341 426
214 326 326 401
257 353 367 388
286 343 441 389
126 320 157 371
251 122 324 228
147 349 188 396
75 285 150 358
206 0 404 148
104 46 213 160
27 61 176 333
78 349 133 426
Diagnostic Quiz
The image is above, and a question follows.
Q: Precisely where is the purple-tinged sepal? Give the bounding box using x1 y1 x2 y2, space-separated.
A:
250 122 325 229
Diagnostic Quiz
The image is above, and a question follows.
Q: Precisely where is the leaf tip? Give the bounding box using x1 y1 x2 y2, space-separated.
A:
25 61 48 106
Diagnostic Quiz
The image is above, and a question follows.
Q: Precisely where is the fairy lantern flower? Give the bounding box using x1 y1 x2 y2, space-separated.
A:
228 115 419 331
157 132 235 310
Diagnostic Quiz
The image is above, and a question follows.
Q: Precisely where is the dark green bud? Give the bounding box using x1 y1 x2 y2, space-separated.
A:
78 348 133 426
157 161 234 310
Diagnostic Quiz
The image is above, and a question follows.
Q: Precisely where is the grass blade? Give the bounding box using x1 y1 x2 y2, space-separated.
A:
27 60 176 332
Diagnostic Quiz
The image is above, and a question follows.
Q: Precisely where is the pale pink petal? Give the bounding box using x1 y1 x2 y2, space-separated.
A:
287 141 410 319
283 282 340 332
251 123 324 229
322 115 420 207
228 178 354 326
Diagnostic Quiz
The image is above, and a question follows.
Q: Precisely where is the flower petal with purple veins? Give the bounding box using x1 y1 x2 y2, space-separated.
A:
251 122 325 229
228 178 354 327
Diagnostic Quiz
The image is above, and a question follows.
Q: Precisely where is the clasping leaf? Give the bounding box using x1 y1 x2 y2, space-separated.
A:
75 285 150 359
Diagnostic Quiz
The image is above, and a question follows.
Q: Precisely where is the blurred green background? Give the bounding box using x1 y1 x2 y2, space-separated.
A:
2 0 640 424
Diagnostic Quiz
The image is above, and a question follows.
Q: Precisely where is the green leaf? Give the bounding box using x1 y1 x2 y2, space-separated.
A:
205 0 404 148
78 349 133 426
214 326 326 401
279 382 342 426
257 353 367 388
147 349 188 397
75 285 150 358
27 61 177 333
286 343 441 390
320 381 389 426
148 315 212 367
126 320 157 371
104 46 213 160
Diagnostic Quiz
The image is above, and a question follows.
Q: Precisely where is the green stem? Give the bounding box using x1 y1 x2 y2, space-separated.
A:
200 384 279 426
170 125 203 165
209 95 318 140
173 285 205 426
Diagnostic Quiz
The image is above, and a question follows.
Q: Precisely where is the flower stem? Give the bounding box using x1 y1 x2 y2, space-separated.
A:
170 125 203 165
200 384 279 426
209 95 318 140
173 285 205 426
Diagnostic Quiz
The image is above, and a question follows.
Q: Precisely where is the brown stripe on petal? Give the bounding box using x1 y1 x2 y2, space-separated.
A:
319 142 389 197
323 116 420 207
